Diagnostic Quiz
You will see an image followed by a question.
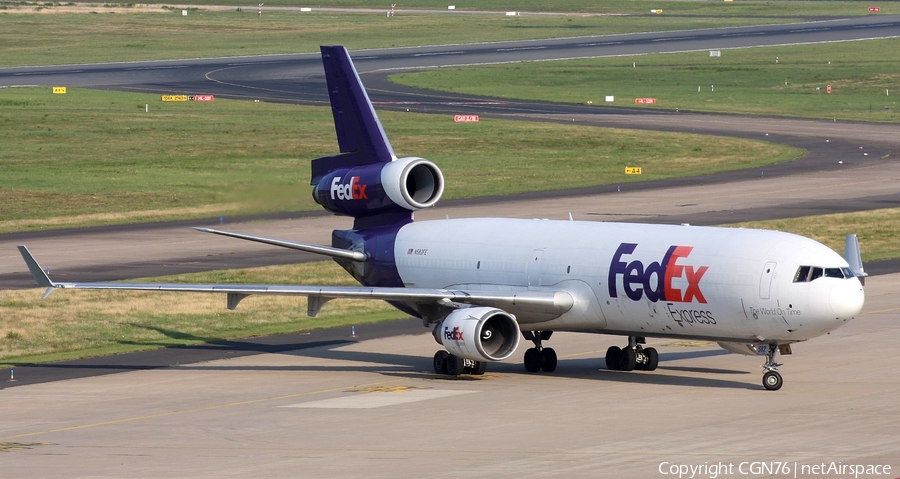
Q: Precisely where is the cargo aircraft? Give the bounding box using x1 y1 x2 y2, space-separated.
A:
19 46 866 391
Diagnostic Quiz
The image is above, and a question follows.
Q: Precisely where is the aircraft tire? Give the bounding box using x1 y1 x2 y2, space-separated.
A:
763 371 783 391
618 347 637 371
446 354 465 376
433 350 449 375
524 348 542 372
541 348 558 372
644 347 659 371
472 361 487 375
605 346 621 371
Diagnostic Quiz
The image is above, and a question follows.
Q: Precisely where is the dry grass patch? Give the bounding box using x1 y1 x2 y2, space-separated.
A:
0 4 171 14
0 261 406 366
0 196 245 231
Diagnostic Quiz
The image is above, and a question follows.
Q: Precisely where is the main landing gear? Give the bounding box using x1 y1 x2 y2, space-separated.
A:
522 330 557 373
605 336 658 372
761 343 784 391
432 350 487 376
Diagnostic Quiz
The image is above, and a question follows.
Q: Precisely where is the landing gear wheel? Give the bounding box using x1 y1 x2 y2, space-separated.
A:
618 347 637 371
541 348 558 372
644 347 659 371
524 348 543 373
763 371 783 391
472 361 487 375
446 354 465 376
433 350 449 375
605 346 621 371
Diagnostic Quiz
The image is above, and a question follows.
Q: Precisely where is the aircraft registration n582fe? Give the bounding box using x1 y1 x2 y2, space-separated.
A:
18 46 866 391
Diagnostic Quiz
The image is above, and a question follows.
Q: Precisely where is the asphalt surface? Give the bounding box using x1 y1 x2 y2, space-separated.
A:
2 272 899 476
1 15 899 387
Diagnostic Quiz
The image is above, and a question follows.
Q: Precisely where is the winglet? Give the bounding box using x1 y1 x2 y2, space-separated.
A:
17 245 56 298
844 234 867 283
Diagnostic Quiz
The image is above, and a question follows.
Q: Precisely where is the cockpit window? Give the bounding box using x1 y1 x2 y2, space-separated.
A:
824 268 844 278
810 267 824 281
794 265 853 282
793 266 811 282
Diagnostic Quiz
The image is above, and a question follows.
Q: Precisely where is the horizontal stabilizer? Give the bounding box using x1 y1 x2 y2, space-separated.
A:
194 227 368 262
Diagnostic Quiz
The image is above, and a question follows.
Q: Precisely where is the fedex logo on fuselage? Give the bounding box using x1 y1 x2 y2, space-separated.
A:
608 243 708 303
330 176 368 200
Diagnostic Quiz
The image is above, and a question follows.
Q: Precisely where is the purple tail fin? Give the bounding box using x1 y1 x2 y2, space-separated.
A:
310 46 445 230
311 46 397 185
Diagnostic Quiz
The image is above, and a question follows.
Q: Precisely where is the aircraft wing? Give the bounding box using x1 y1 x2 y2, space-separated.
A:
17 246 573 318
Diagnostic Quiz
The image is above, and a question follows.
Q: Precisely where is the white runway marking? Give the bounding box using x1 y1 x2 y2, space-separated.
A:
282 389 477 409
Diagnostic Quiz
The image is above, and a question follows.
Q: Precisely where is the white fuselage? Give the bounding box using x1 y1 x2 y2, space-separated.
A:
393 218 864 344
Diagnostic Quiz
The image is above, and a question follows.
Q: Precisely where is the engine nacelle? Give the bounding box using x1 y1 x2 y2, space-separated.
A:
312 156 444 218
433 307 521 362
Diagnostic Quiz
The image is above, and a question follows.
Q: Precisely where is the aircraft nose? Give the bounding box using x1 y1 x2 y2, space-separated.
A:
830 278 865 320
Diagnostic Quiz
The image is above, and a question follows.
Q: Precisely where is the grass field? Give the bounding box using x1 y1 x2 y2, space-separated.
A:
7 0 890 16
0 9 801 67
0 87 799 232
391 38 900 122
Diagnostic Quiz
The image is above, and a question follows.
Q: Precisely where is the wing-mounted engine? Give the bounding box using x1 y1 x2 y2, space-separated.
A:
312 156 444 220
432 307 521 362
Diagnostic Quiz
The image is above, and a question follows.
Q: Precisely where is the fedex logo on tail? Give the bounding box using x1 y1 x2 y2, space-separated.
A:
330 176 368 200
608 243 708 303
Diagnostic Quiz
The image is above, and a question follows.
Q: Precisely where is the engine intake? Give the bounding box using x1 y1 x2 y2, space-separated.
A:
382 157 443 210
433 307 520 362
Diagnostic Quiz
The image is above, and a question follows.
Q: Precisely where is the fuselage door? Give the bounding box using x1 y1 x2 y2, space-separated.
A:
759 262 777 299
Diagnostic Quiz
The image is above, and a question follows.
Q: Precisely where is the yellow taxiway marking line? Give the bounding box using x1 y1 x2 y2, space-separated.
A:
0 377 406 442
559 349 607 359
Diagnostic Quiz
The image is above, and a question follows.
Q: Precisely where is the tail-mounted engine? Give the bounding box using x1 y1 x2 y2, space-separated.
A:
312 156 444 219
433 307 521 362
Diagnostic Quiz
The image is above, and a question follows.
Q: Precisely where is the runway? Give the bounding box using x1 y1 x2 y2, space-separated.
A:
2 273 898 477
3 15 900 97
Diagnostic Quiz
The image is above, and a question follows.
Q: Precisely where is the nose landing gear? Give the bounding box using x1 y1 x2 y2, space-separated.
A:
761 343 784 391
